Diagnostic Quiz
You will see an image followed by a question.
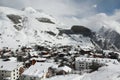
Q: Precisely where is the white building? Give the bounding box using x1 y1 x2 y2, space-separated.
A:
21 62 55 80
75 57 119 71
0 61 23 80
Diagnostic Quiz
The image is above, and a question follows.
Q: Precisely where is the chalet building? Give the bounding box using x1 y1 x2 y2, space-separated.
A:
93 53 104 58
39 51 51 58
46 65 72 77
21 62 55 80
55 66 72 75
75 57 119 71
29 51 39 57
80 49 92 55
0 61 23 80
24 58 47 68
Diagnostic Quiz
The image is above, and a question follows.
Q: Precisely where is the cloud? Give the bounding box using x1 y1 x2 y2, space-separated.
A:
0 0 30 9
28 0 77 16
92 4 97 8
0 0 98 25
73 10 120 33
0 0 120 32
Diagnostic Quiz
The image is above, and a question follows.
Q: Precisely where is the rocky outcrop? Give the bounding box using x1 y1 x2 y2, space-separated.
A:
97 27 120 51
7 14 22 24
7 14 23 31
36 18 55 24
71 25 93 37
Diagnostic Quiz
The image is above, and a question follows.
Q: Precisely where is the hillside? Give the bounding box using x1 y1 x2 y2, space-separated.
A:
0 6 95 50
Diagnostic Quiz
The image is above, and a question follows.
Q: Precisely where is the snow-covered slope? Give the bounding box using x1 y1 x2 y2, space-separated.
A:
81 63 120 80
45 74 84 80
0 7 58 48
98 27 120 51
0 6 95 50
45 63 120 80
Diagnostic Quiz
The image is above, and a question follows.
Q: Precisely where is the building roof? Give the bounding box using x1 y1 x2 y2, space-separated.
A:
22 62 55 78
3 77 11 80
58 66 72 72
29 51 38 56
0 61 23 71
30 57 46 61
76 57 119 64
8 57 17 62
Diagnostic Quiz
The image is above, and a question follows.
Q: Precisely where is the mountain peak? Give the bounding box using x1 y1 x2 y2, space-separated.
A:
22 7 37 13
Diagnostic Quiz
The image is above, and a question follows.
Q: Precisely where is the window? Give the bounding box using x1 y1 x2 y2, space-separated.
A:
23 75 26 78
34 77 36 80
1 66 3 68
30 77 33 80
105 60 107 62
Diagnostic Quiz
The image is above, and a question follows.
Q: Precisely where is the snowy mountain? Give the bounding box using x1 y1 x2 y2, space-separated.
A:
0 6 120 52
0 6 95 50
0 7 58 49
96 26 120 51
0 6 120 80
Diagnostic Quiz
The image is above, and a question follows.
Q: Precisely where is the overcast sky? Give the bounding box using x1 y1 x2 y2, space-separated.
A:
0 0 120 27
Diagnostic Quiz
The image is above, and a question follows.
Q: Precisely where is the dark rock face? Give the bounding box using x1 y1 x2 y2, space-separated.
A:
88 27 120 51
71 25 92 37
13 25 23 31
104 30 120 49
7 14 22 24
58 29 73 36
98 28 120 50
58 25 120 51
7 14 23 31
36 18 55 24
46 31 56 36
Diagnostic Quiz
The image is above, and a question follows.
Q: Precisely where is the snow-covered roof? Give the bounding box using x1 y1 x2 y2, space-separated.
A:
69 51 78 54
3 52 11 56
58 66 72 72
76 57 119 64
30 57 46 61
22 62 55 77
7 57 17 62
29 51 38 56
0 61 23 71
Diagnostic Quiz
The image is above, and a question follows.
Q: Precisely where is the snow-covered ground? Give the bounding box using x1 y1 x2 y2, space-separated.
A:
45 74 84 80
81 63 120 80
45 63 120 80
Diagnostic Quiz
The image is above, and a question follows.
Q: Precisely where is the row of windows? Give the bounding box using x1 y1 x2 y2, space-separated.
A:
13 72 19 75
22 76 36 80
77 59 114 63
1 71 7 73
12 69 19 80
